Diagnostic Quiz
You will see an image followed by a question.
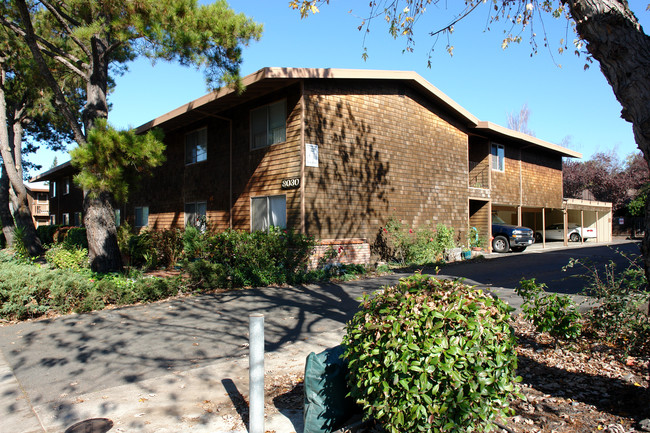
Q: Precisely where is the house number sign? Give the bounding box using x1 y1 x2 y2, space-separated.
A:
281 177 300 189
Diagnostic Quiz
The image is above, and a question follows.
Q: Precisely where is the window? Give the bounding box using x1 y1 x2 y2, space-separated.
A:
185 201 207 229
50 215 56 225
51 181 56 198
185 128 207 165
491 143 505 172
74 212 83 227
135 206 149 227
251 195 286 232
64 177 70 195
115 209 121 227
251 100 287 149
62 213 70 226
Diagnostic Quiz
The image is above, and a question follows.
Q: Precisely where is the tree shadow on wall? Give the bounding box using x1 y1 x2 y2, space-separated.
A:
304 95 392 240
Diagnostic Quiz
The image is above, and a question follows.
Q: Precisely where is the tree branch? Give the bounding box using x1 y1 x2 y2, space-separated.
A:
0 14 89 78
14 0 86 145
39 0 91 58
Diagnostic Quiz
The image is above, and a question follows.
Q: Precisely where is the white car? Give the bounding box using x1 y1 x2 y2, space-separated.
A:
535 223 597 242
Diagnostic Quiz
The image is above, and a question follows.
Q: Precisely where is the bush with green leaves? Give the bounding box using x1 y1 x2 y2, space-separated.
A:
64 228 88 249
37 224 60 245
515 278 582 341
343 274 520 433
378 218 458 265
566 252 650 355
46 245 90 270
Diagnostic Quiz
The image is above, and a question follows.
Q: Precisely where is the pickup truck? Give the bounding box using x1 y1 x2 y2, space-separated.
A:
492 215 535 253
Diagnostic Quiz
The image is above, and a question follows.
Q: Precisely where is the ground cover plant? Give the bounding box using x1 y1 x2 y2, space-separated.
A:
343 274 520 433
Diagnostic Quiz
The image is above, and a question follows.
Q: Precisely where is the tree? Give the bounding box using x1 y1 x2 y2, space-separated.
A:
507 104 535 136
1 0 262 272
0 8 78 254
292 0 650 282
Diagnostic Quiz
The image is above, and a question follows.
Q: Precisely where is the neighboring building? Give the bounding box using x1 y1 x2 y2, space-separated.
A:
32 67 612 259
31 161 84 227
24 183 50 227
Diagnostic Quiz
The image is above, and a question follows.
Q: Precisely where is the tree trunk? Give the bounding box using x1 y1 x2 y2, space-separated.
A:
566 0 650 285
0 166 15 247
84 191 122 273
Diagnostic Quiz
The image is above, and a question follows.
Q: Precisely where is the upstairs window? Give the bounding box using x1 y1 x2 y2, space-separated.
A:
251 195 286 232
185 201 207 230
185 128 208 165
62 213 70 226
64 177 70 195
491 143 505 172
51 181 57 198
74 212 83 227
37 192 48 202
135 206 149 228
251 100 287 149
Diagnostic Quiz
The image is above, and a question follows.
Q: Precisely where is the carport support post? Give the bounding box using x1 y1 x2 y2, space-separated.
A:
542 208 546 248
563 209 569 246
581 211 585 245
249 313 264 433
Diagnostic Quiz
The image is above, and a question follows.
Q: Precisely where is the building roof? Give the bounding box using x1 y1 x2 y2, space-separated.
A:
136 66 581 159
30 160 74 183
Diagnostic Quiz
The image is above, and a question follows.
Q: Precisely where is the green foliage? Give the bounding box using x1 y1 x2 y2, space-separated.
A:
186 227 315 289
11 226 29 259
515 279 582 340
37 225 60 245
127 228 183 270
64 228 88 249
566 252 650 356
183 225 208 261
71 120 166 203
45 245 90 271
0 255 185 321
469 226 484 248
379 218 457 265
343 274 520 433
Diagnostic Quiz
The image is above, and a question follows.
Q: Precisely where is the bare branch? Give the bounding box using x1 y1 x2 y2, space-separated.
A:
39 0 91 58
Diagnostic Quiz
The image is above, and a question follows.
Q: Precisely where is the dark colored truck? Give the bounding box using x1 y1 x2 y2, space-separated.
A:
491 215 535 253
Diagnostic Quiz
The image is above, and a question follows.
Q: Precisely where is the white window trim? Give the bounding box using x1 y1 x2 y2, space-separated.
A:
491 143 505 172
50 214 56 225
64 177 70 195
185 127 208 165
51 181 57 198
250 99 287 150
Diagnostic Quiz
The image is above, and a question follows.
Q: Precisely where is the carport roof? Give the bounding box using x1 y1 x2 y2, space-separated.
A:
135 67 581 159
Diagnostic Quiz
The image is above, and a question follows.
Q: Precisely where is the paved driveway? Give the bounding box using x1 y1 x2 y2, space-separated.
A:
0 239 640 432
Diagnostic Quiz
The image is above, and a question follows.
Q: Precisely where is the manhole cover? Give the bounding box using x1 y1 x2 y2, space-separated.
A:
64 418 113 433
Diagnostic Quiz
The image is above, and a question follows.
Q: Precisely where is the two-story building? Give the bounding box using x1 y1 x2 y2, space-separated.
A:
33 68 612 260
24 183 50 227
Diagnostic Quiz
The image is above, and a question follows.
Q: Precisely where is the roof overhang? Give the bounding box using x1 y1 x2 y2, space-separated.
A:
30 160 74 182
475 121 582 158
135 67 481 134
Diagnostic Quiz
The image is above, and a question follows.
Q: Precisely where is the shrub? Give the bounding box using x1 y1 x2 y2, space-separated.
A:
515 278 582 340
566 252 650 355
37 225 60 245
185 259 228 290
45 245 90 270
377 219 457 265
183 225 208 261
0 230 6 249
343 274 520 433
64 228 88 249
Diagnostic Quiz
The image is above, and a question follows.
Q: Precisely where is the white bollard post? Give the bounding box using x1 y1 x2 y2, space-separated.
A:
249 313 264 433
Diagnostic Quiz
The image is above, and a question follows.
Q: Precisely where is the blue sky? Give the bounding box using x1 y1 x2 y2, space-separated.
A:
31 0 649 176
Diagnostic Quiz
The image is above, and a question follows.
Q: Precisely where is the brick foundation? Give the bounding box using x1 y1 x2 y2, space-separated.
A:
309 238 370 269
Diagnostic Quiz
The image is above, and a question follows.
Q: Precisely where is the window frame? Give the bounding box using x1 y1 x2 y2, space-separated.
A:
74 212 83 227
135 206 149 228
185 127 208 165
184 201 208 229
491 143 505 172
51 181 56 198
250 194 287 232
50 214 56 225
250 99 287 150
62 213 70 226
115 209 121 227
64 177 70 195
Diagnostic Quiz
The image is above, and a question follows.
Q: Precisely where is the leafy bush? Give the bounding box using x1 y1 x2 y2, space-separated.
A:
64 228 88 249
343 274 520 433
46 245 90 270
566 252 650 355
515 278 582 340
183 225 209 261
37 225 60 245
0 230 6 249
127 228 183 270
185 259 228 290
377 218 457 265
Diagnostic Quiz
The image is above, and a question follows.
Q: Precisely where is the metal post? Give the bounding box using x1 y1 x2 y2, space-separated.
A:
249 314 264 433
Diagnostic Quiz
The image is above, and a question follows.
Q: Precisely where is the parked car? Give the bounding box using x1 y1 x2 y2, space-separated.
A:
491 215 535 253
534 223 597 242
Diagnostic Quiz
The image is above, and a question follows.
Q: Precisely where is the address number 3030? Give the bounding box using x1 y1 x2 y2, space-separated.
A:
281 178 300 189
